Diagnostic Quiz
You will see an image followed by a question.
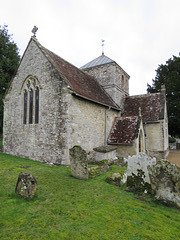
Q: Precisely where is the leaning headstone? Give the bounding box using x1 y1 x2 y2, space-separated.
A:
15 172 37 200
148 159 180 208
126 152 156 194
69 146 88 180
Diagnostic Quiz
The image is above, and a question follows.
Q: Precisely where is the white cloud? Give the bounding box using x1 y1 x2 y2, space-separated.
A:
0 0 180 95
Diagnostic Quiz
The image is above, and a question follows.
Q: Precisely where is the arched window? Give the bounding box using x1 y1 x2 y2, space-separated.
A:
22 76 40 124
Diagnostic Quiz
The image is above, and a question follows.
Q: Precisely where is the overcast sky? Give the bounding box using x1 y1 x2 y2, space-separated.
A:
0 0 180 95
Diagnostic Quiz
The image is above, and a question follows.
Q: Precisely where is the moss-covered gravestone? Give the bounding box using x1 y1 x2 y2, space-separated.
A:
148 159 180 208
69 146 88 180
126 152 156 194
15 172 37 200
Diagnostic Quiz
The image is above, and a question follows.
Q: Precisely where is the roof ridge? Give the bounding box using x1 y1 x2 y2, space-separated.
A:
32 38 120 110
128 92 161 98
80 54 115 69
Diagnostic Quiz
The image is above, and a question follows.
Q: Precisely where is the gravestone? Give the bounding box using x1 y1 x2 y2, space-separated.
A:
106 171 127 186
69 146 88 180
15 172 37 200
126 152 156 194
88 161 111 178
148 159 180 208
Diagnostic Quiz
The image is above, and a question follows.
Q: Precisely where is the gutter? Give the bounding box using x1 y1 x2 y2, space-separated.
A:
108 142 133 145
72 92 120 111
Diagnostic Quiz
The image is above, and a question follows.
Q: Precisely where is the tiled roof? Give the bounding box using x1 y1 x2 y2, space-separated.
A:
123 93 165 122
80 54 115 69
35 39 119 110
108 116 140 144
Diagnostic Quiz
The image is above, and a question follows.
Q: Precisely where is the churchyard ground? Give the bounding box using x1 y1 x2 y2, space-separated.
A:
166 150 180 166
0 152 180 240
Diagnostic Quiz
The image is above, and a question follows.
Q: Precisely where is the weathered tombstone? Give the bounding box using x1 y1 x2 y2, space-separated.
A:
106 171 127 186
69 146 88 180
148 159 180 208
15 172 37 200
93 145 117 162
126 152 156 194
88 161 112 178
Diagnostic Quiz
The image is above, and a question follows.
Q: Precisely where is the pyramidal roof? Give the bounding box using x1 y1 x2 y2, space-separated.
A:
80 54 115 69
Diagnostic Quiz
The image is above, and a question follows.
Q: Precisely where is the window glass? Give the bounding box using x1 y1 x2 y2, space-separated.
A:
35 88 39 124
23 90 27 124
29 89 33 124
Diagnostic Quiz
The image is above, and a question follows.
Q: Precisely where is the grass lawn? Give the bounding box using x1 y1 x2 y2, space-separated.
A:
0 153 180 240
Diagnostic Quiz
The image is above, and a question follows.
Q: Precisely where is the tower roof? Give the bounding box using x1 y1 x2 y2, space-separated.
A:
80 54 115 69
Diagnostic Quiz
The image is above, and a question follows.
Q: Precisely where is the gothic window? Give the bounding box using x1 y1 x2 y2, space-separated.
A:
22 76 40 124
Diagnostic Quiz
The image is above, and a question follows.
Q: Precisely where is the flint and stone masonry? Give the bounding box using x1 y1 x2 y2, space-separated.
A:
3 36 169 165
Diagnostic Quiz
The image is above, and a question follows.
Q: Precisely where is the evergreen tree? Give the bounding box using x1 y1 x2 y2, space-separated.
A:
147 55 180 137
0 25 20 133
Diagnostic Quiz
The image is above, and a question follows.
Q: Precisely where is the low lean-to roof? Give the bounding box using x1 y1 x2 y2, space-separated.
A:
108 116 140 144
80 54 115 69
35 38 119 110
123 93 165 122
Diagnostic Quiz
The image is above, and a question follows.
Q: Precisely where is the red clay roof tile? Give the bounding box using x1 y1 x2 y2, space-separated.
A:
36 39 119 110
108 116 140 144
123 93 164 122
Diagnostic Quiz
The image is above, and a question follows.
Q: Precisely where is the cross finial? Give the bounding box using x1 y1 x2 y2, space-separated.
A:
32 26 38 37
101 39 105 55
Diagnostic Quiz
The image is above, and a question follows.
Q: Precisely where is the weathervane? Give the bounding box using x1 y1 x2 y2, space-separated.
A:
32 26 38 37
101 39 105 55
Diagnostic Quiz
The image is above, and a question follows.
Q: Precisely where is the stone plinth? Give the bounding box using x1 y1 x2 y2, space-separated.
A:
93 145 117 162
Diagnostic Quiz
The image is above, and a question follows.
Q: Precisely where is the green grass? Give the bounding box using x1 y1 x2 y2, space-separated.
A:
0 153 180 240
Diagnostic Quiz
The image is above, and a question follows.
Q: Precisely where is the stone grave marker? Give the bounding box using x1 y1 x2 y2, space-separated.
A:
15 172 37 200
69 146 88 180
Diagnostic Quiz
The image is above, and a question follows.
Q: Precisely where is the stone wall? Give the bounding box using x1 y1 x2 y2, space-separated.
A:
146 121 169 159
63 93 119 165
3 39 66 165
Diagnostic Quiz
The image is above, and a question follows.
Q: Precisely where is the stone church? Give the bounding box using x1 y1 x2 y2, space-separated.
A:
3 36 169 165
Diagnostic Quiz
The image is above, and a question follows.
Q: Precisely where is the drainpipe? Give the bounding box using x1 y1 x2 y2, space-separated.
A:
105 109 107 145
105 107 111 145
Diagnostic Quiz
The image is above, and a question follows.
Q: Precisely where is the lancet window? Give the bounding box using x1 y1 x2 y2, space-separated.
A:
22 76 40 124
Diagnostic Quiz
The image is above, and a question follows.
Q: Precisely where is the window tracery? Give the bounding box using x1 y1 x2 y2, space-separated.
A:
22 76 40 124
